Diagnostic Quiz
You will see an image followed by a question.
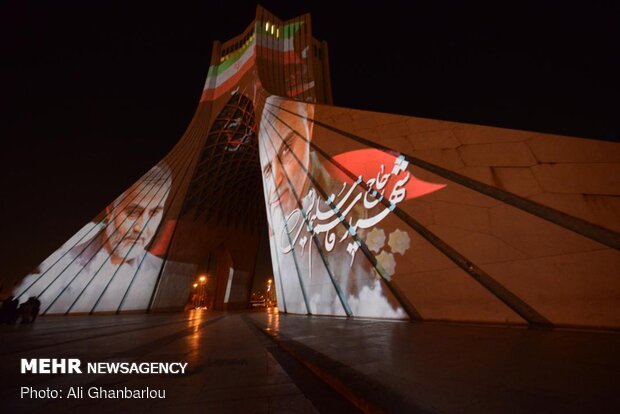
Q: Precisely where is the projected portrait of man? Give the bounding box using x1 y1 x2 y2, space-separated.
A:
259 97 390 317
259 97 421 319
259 96 315 315
103 183 166 266
260 96 314 215
12 164 172 314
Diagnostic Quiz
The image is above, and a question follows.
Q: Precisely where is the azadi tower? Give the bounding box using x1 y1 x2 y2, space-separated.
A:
13 6 620 329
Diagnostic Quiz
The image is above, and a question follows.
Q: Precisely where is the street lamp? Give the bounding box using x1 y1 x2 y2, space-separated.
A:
266 279 273 305
197 274 207 308
191 282 199 307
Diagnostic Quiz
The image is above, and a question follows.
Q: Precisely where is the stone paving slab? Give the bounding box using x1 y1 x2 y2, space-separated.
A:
248 313 620 413
0 310 325 414
3 310 619 413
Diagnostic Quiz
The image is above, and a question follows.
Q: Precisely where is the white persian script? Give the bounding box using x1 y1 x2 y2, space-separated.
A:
279 156 410 274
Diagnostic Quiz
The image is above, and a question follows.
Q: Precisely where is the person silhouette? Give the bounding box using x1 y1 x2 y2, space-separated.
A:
19 300 32 324
28 296 41 323
1 296 18 324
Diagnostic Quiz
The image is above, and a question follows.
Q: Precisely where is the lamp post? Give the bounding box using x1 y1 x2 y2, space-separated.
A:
192 283 198 308
199 275 207 308
266 279 273 306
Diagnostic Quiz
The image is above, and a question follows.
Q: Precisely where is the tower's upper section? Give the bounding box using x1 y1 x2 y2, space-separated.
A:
201 5 333 105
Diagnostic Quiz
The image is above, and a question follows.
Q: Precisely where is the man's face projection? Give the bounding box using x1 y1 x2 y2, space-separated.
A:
261 99 314 214
104 182 167 264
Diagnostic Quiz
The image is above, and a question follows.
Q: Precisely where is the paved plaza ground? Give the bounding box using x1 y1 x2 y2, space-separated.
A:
1 309 619 413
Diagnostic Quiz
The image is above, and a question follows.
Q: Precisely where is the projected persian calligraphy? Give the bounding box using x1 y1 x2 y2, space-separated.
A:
259 96 447 318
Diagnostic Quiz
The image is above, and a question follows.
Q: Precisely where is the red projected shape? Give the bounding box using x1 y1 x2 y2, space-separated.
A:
327 149 446 200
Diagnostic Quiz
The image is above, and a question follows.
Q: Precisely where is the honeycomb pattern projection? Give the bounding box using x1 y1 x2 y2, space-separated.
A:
183 93 263 231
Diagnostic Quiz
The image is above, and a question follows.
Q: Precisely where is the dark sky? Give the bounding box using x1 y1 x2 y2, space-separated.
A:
1 1 618 286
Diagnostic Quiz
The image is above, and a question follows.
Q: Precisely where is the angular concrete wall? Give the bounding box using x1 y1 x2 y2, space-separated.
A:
316 105 620 328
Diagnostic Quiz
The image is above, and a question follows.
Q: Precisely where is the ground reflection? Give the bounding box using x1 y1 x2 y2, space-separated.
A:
186 308 205 362
266 306 279 332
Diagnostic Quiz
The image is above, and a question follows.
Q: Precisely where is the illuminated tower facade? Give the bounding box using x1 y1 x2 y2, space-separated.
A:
14 6 620 329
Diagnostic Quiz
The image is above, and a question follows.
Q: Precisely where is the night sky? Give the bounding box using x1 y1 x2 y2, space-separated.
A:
1 1 618 288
